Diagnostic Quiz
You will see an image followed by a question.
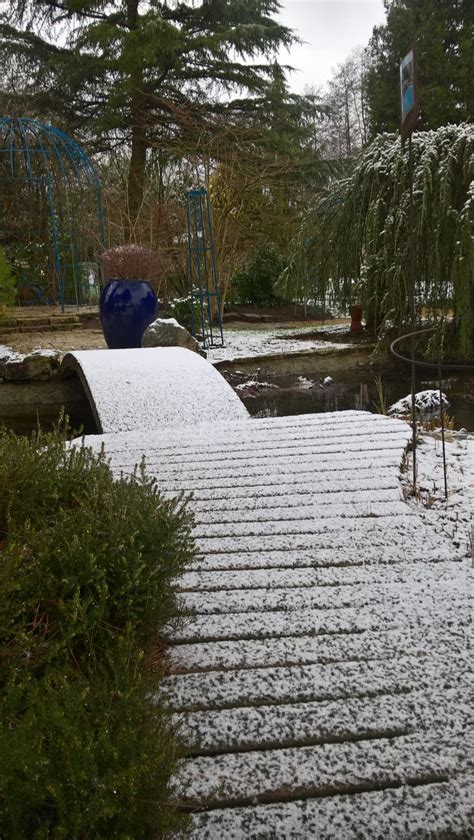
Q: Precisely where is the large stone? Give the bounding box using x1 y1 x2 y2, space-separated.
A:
142 317 200 354
1 349 62 382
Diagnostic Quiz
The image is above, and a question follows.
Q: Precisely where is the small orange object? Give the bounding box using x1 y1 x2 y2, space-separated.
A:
350 304 363 335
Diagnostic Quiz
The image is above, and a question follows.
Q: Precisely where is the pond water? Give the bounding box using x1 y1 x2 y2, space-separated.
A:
224 367 474 431
2 361 473 437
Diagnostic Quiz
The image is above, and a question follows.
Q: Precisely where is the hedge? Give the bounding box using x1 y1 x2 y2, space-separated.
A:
0 425 194 838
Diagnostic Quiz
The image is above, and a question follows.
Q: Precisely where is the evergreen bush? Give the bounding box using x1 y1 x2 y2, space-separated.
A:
230 246 288 307
0 246 16 312
170 294 202 335
0 425 194 838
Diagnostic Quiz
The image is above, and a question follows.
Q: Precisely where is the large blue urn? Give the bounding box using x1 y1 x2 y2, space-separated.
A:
99 279 157 349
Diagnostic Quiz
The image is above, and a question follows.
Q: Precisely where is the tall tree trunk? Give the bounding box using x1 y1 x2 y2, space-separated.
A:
344 89 351 157
127 117 147 239
125 0 147 240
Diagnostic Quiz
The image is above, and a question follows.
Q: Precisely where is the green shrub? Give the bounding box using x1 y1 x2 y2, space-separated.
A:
170 294 202 334
0 425 194 838
0 246 16 311
230 246 288 307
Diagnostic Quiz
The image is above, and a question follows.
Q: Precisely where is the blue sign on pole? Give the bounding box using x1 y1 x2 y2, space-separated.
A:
400 47 419 140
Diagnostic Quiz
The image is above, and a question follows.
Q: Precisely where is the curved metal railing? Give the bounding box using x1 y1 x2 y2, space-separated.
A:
390 327 474 499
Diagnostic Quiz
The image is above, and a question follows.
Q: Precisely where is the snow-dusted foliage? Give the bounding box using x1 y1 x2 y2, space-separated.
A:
388 389 449 417
287 124 474 358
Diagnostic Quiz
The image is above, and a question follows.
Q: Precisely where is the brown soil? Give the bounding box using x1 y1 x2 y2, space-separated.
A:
1 304 347 355
4 329 107 355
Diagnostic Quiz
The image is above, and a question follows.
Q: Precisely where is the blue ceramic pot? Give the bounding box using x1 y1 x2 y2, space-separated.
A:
99 279 157 349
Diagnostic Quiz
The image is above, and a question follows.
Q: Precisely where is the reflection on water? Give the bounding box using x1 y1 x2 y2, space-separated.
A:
226 369 474 431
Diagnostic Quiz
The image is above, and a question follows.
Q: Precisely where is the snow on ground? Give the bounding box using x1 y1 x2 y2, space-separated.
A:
207 326 351 363
312 323 354 335
0 344 24 363
403 431 474 557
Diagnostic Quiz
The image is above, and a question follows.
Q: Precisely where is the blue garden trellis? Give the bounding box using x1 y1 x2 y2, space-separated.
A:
0 118 105 310
185 187 224 348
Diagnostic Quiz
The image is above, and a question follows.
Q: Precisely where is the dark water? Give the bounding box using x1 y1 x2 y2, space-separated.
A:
225 368 474 431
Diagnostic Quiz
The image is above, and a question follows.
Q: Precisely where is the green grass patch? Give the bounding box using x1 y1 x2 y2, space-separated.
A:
0 425 194 838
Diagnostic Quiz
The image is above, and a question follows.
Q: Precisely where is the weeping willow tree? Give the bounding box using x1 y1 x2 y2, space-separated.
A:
281 123 473 359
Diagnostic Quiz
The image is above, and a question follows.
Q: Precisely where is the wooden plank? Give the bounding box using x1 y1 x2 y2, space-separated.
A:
188 545 455 571
163 655 470 713
192 500 410 526
169 628 469 675
176 559 465 593
175 732 465 809
177 689 471 755
163 475 402 503
166 597 469 645
188 486 401 512
185 780 474 838
179 577 464 616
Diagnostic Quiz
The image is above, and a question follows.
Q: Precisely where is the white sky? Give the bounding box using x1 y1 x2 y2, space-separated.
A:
277 0 387 92
0 0 387 95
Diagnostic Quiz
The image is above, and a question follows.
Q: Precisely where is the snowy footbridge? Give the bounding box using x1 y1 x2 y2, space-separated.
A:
61 347 248 433
79 349 473 838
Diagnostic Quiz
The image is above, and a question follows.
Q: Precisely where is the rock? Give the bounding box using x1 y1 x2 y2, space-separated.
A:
235 312 277 323
222 311 240 323
142 317 201 354
239 313 266 323
388 389 449 417
2 349 62 382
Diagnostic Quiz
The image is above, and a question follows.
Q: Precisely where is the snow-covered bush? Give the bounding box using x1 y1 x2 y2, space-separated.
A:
288 124 474 358
388 389 449 418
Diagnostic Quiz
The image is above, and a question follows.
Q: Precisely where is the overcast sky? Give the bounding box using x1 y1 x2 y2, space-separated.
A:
277 0 386 92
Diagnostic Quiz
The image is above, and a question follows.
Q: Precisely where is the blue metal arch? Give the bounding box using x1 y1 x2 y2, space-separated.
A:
0 117 105 309
185 187 224 349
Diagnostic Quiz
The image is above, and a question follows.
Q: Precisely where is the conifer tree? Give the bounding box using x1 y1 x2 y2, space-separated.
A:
285 124 474 359
365 0 473 135
1 1 302 227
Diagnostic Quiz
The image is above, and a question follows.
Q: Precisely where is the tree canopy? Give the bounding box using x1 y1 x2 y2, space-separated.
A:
365 0 473 135
285 124 474 359
1 0 312 225
307 48 369 161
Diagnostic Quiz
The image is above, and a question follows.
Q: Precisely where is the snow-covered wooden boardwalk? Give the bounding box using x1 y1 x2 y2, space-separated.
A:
86 410 473 838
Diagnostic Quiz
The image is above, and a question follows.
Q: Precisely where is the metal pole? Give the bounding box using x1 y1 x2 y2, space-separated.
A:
205 188 224 346
46 176 64 312
437 355 448 500
184 193 196 337
197 190 214 347
408 134 417 493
